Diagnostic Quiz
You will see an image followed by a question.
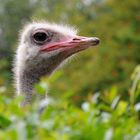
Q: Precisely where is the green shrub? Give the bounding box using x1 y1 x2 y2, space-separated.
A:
0 66 140 140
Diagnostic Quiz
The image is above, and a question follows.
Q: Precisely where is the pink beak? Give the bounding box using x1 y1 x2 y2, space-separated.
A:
40 36 100 52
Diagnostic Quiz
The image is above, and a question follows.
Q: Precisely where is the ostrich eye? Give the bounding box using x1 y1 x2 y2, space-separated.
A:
33 31 50 45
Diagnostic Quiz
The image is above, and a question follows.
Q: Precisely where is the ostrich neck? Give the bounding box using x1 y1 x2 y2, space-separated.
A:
16 50 71 106
19 69 39 105
19 61 59 105
19 68 45 106
18 54 67 106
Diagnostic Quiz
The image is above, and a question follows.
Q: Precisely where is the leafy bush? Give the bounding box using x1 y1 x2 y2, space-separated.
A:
0 66 140 140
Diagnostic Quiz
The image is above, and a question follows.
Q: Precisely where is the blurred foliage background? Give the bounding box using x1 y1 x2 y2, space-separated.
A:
0 0 140 102
0 0 140 139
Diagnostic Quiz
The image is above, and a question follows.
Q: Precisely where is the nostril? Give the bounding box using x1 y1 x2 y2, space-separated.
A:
73 38 81 41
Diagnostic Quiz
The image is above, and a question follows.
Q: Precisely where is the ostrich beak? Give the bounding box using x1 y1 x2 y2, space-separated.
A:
40 36 100 52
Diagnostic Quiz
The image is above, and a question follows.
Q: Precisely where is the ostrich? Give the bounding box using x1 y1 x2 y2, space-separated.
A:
14 21 100 106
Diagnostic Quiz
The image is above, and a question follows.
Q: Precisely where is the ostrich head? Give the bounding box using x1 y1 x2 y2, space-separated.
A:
14 21 100 105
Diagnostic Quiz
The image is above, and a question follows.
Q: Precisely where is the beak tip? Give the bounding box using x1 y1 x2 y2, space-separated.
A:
92 37 100 45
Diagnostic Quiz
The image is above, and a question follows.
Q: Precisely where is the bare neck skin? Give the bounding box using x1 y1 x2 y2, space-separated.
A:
19 70 39 105
16 52 68 106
